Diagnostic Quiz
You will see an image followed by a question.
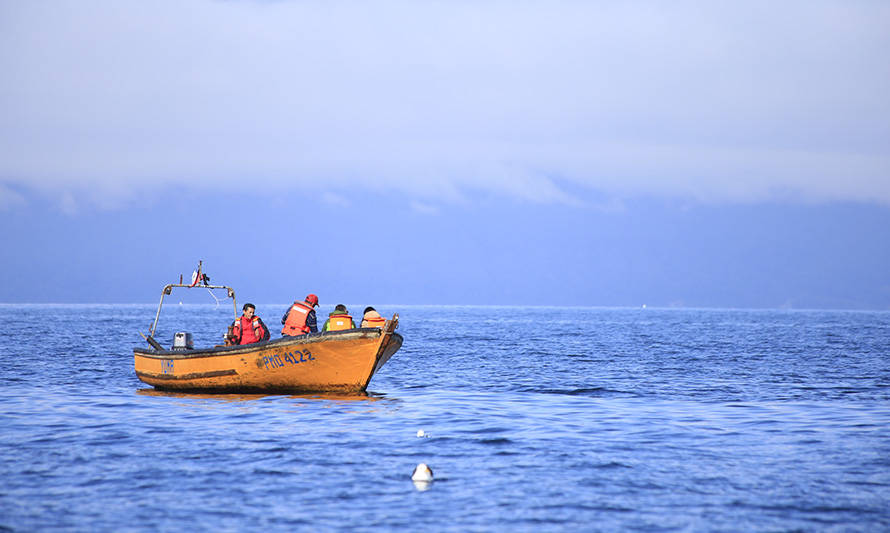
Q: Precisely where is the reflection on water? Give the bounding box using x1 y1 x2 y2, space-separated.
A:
412 480 432 492
135 387 385 403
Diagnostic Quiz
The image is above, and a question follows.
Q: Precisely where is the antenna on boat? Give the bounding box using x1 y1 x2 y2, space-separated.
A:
190 260 208 287
187 260 221 307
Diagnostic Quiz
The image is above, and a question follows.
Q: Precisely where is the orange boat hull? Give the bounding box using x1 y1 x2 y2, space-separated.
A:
134 327 402 393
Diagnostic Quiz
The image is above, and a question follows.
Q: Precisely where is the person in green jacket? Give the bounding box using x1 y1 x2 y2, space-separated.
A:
322 304 356 332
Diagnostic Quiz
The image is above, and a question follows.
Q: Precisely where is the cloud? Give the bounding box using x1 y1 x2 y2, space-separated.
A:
1 1 888 209
58 191 78 216
321 192 351 207
409 201 440 216
0 184 26 211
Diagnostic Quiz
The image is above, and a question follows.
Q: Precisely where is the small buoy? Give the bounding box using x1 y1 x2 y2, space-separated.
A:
411 463 433 482
416 429 425 438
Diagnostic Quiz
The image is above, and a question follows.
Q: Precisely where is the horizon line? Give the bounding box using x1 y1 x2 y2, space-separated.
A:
1 302 888 313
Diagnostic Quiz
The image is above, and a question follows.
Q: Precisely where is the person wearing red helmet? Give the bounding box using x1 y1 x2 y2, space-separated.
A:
281 293 319 336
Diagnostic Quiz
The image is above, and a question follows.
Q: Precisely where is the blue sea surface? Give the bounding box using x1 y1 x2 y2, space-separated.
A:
1 304 889 531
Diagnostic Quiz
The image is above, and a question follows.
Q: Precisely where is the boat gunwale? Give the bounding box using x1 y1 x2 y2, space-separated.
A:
134 328 395 360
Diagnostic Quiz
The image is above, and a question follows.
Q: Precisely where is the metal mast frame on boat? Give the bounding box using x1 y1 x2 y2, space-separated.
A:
149 283 238 338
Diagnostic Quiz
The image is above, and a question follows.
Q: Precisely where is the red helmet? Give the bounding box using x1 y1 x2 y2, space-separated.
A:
305 294 319 307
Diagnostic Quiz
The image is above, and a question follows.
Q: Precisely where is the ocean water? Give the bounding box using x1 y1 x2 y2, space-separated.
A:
1 304 889 532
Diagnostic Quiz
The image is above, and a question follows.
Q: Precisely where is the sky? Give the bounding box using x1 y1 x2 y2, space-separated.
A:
1 1 889 309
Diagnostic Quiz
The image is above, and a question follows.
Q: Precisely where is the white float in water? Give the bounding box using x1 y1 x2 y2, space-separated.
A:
411 463 433 482
416 429 426 438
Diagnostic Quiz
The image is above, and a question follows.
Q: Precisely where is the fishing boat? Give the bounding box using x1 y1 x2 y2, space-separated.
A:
133 263 402 393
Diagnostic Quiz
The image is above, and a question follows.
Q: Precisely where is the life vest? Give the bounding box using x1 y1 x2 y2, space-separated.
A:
361 311 386 328
327 314 353 331
233 315 266 345
282 301 313 336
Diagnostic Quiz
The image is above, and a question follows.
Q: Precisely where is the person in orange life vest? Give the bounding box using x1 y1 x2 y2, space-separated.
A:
322 304 356 332
281 293 319 336
360 306 386 328
230 303 270 345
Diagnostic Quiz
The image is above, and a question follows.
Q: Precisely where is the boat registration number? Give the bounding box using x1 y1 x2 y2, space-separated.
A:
262 349 315 370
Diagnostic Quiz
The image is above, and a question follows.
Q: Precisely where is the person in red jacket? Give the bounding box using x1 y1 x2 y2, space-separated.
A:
228 303 269 345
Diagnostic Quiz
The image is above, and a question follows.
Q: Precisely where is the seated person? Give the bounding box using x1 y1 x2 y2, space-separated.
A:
226 303 270 345
322 304 356 332
281 293 319 336
361 306 387 328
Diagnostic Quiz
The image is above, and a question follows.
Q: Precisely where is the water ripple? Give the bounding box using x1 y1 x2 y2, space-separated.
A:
1 305 889 531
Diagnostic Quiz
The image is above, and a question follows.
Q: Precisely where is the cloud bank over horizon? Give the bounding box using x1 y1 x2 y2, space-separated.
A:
2 0 889 212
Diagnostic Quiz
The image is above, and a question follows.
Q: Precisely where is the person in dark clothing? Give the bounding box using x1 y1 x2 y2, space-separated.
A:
281 293 319 336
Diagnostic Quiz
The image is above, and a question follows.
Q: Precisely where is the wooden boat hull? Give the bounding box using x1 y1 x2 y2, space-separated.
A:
134 327 402 393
